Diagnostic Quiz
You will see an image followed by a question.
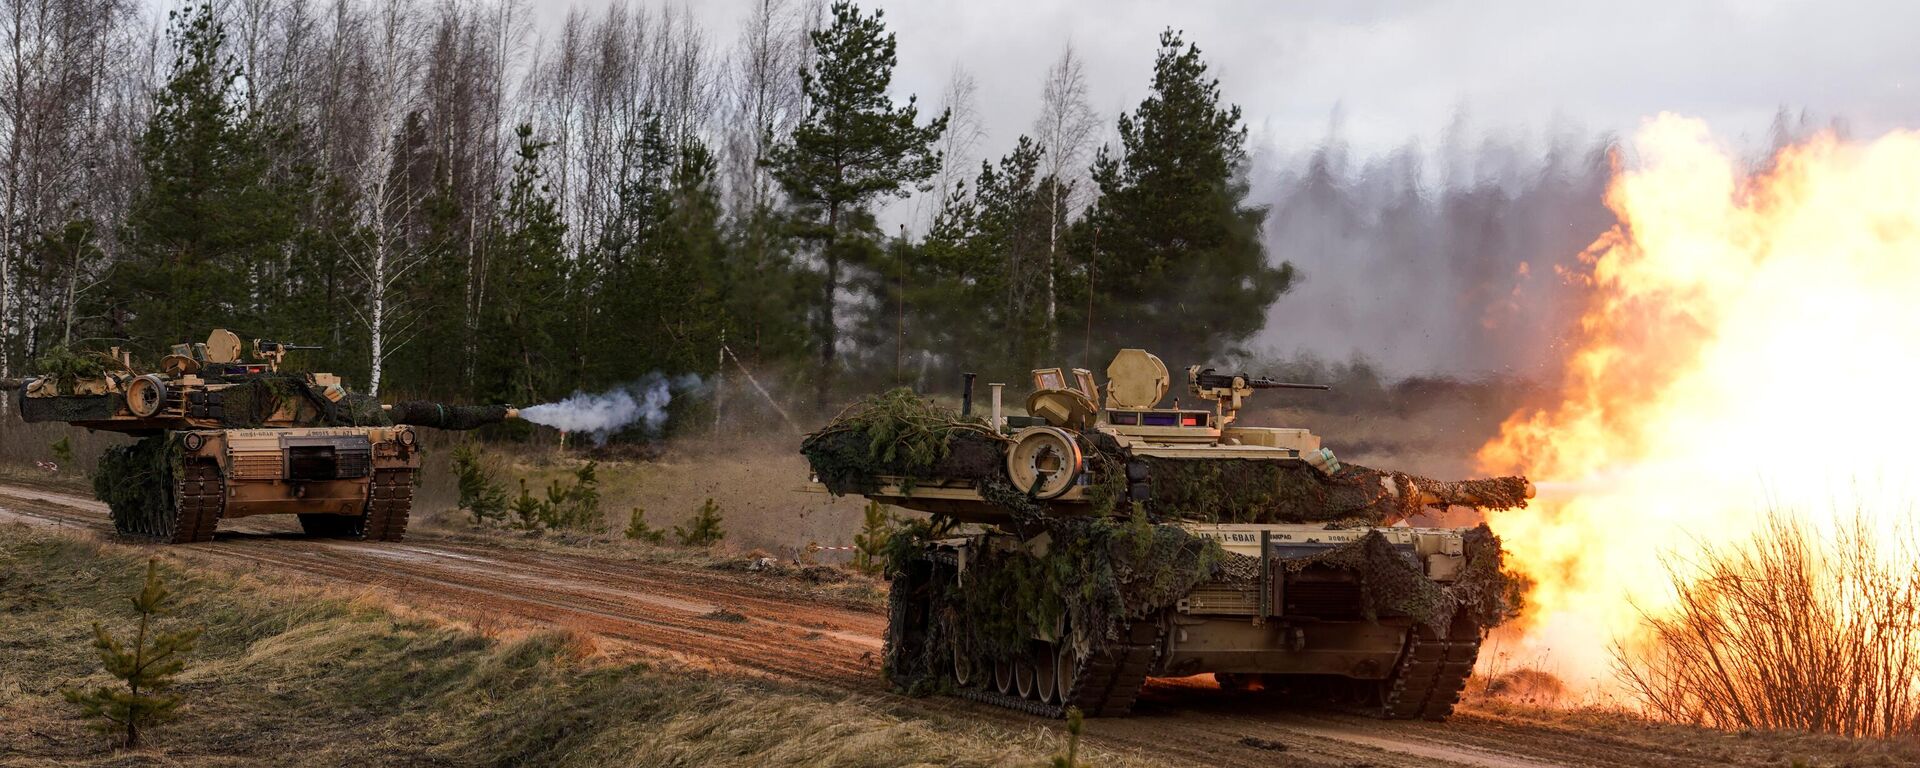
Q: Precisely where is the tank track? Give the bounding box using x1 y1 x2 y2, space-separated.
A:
163 458 225 544
1372 619 1481 720
921 550 1162 718
363 468 414 541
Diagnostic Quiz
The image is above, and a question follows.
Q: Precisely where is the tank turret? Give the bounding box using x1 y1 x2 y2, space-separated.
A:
9 330 522 544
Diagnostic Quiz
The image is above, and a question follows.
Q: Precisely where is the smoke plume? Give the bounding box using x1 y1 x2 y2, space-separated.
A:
1247 117 1616 379
519 373 704 444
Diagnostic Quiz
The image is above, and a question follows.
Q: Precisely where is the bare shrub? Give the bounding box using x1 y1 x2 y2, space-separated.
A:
1613 511 1920 737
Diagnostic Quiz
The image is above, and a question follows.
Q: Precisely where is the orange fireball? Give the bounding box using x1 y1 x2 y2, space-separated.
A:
1478 114 1920 684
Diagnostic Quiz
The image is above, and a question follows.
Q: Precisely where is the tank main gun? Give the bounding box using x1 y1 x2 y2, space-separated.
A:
380 402 522 430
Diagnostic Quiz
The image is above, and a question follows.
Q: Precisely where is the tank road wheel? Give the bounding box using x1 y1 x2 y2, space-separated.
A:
1034 642 1061 704
1015 656 1038 700
1054 641 1079 704
948 617 978 688
993 657 1015 695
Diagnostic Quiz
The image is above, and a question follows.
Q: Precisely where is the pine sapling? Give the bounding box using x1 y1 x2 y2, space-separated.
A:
50 435 75 468
675 498 726 547
852 500 897 575
510 479 546 530
64 559 201 749
450 443 508 525
623 506 667 545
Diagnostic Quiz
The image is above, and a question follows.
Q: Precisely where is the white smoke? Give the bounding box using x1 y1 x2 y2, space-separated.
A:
519 373 704 444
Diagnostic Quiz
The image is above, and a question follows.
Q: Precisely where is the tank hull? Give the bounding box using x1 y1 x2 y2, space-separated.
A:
887 523 1486 720
96 426 420 543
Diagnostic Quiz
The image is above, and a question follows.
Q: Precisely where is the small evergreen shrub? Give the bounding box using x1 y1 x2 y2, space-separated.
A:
675 498 726 547
63 559 201 749
851 500 897 575
623 506 667 545
450 444 508 525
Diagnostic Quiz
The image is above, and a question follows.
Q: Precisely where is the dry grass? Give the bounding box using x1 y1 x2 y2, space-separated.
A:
0 525 1144 767
1612 512 1920 738
414 433 875 560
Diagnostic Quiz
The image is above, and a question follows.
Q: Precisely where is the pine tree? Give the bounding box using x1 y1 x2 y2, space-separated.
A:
1075 30 1293 367
766 1 947 408
900 137 1051 383
623 506 668 545
479 124 569 406
112 3 295 351
675 498 726 546
63 559 201 749
594 120 733 389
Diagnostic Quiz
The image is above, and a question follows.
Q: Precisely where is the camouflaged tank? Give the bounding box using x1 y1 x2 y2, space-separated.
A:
9 330 520 543
802 349 1533 720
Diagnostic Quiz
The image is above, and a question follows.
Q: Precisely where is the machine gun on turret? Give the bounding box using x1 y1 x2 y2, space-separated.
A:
1187 365 1329 428
252 339 322 372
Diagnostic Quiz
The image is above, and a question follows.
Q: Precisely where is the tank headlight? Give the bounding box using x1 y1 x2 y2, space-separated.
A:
397 429 416 446
183 433 205 451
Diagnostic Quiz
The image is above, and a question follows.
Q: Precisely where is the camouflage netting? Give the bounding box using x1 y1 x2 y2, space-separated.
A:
885 508 1225 686
801 388 1006 495
18 393 120 423
29 346 118 395
94 435 183 532
1272 523 1528 633
1082 430 1531 526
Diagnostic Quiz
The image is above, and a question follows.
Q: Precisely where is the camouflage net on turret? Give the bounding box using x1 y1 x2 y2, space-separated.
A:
1074 431 1531 526
93 435 183 533
801 388 1006 495
1132 454 1531 525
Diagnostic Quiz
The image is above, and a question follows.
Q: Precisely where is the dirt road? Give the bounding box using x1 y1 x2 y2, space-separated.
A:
0 485 1793 767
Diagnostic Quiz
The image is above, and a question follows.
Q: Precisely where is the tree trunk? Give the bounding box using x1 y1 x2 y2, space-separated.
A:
816 203 838 408
1045 184 1060 357
368 231 387 396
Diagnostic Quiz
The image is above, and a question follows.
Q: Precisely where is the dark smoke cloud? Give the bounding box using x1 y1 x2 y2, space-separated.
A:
1248 116 1618 379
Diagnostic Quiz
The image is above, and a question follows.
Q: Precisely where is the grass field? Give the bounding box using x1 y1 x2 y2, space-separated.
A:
0 526 1118 768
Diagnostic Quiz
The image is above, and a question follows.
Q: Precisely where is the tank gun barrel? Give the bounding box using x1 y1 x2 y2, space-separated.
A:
381 401 523 431
1402 475 1536 510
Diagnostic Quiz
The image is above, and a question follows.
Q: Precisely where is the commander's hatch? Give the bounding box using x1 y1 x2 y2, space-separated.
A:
1096 349 1218 443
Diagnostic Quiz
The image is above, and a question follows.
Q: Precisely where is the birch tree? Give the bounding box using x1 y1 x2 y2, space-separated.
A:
1032 44 1095 349
923 64 981 229
343 0 424 396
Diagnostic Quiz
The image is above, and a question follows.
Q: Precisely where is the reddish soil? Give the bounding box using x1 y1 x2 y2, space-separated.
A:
4 485 1908 768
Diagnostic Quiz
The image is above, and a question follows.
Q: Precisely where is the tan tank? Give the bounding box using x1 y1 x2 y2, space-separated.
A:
802 349 1533 720
10 330 521 543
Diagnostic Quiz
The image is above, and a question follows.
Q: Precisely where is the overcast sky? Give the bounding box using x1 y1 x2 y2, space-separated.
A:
546 0 1920 163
